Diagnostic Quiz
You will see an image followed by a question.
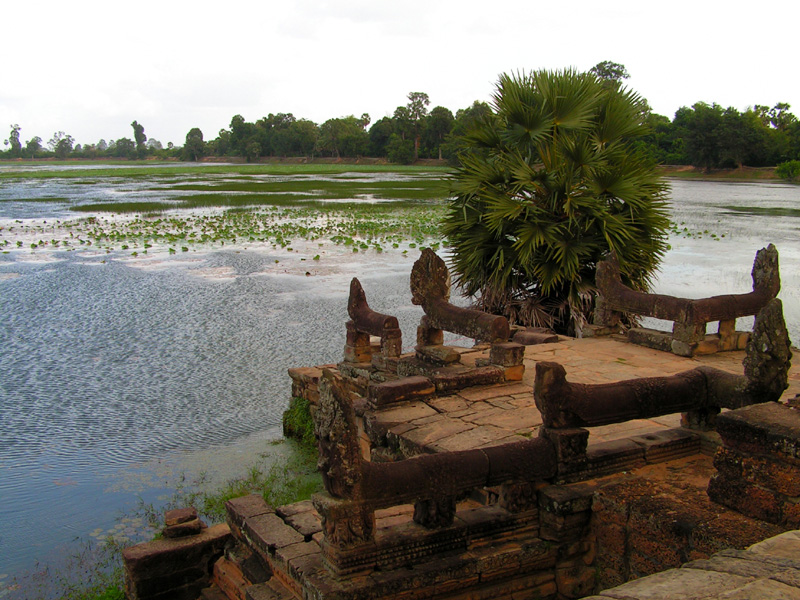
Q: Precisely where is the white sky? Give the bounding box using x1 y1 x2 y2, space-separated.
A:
3 0 799 148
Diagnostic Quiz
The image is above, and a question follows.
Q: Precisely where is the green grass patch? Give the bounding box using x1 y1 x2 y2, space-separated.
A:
71 201 178 213
282 397 316 450
0 162 453 180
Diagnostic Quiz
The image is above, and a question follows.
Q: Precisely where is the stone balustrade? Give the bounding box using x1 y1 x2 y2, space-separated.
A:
594 244 780 356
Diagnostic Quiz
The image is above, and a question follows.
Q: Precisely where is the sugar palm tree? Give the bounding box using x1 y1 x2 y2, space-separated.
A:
443 68 669 332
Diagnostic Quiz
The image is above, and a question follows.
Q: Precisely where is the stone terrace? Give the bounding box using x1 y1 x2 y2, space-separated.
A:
360 335 800 459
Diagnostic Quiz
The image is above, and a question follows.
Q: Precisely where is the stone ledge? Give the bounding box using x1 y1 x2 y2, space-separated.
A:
586 529 800 600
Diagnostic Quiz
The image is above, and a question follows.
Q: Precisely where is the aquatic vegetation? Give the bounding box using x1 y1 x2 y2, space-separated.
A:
0 165 452 256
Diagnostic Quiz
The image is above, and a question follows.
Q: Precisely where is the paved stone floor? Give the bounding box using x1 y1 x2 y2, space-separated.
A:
371 336 800 456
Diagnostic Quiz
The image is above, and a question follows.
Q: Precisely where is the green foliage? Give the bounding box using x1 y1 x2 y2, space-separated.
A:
131 120 147 159
776 160 800 182
183 127 205 162
386 133 415 165
589 60 630 83
444 68 669 331
282 396 317 450
317 115 368 158
6 123 22 157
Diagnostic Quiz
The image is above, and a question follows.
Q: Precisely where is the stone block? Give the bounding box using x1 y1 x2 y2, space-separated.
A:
432 365 505 394
627 327 674 353
489 342 525 367
714 446 800 497
539 427 589 465
539 483 595 516
343 344 372 364
381 335 402 358
226 495 275 539
163 518 205 539
345 321 370 347
123 524 231 600
166 507 198 526
417 323 444 346
694 336 721 356
503 364 525 381
416 344 461 365
244 513 306 560
368 375 435 407
715 403 800 465
718 319 736 337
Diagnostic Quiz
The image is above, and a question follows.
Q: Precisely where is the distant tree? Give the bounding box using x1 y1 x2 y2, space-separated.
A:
244 140 261 162
97 139 108 153
368 117 395 157
287 119 319 156
113 137 136 158
318 116 368 158
754 103 797 132
386 134 414 164
425 106 454 159
5 124 22 157
589 60 630 83
146 139 163 151
25 136 42 158
406 92 430 160
131 120 147 158
48 131 74 159
229 115 259 157
679 102 725 171
393 105 413 141
183 128 205 161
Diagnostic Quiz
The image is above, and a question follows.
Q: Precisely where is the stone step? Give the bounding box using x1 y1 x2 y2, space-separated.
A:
244 579 296 600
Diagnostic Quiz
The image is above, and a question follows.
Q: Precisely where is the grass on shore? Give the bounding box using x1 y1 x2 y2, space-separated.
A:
0 162 453 180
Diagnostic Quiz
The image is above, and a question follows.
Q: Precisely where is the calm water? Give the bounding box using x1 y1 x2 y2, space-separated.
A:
1 175 799 581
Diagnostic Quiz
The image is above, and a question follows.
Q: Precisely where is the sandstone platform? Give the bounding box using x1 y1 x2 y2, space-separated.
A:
345 335 800 460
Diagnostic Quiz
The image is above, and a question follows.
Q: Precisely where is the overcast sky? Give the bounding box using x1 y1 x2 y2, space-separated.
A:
3 0 798 148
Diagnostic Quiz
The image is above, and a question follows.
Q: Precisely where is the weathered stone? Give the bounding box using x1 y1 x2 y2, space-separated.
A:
513 329 559 345
367 375 435 407
627 327 674 353
432 365 505 393
165 507 198 527
347 278 400 334
343 344 372 364
596 245 781 356
743 298 793 402
489 342 525 367
163 518 205 539
345 321 370 347
123 524 231 600
416 344 461 364
226 495 275 540
503 364 525 381
714 446 800 497
410 249 510 343
539 427 589 464
715 402 800 464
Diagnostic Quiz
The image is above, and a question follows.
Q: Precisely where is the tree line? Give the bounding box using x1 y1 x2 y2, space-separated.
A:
4 70 800 172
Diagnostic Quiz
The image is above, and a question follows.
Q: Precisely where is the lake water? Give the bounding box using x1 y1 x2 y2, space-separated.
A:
1 174 799 584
